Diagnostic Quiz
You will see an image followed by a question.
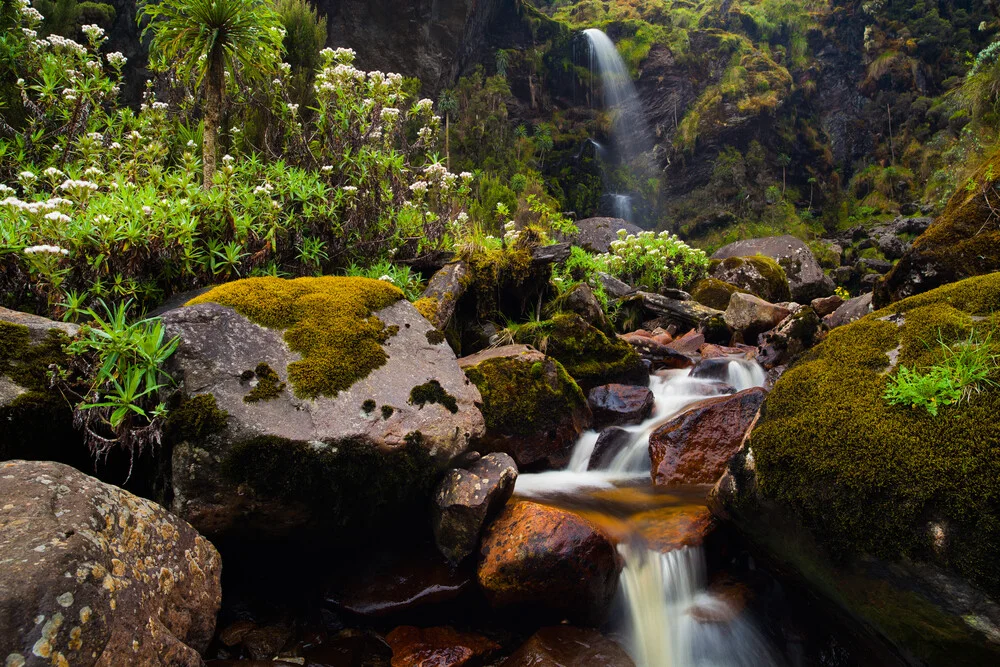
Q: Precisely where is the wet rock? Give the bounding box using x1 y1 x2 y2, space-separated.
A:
810 295 844 317
757 307 824 369
666 330 706 356
477 501 621 625
620 333 694 370
587 384 654 428
0 460 221 666
242 624 293 661
459 345 591 469
597 272 635 300
712 236 835 302
385 626 499 667
651 332 674 346
500 627 634 667
562 283 608 329
302 629 392 667
649 388 766 486
589 428 633 470
160 278 485 541
724 294 791 340
689 357 737 383
418 261 468 330
823 293 873 329
631 292 728 340
432 453 518 564
698 343 755 360
632 504 716 552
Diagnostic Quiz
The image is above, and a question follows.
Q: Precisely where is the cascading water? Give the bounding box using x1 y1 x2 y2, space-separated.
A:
516 358 779 667
609 193 633 221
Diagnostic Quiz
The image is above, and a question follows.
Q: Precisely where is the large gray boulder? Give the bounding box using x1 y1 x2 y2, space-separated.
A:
712 236 835 301
0 460 221 667
160 277 485 540
562 217 642 253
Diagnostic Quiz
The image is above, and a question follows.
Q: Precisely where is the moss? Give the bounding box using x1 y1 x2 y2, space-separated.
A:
464 245 544 320
362 399 376 414
188 277 403 399
381 405 394 420
425 329 446 345
0 322 72 392
243 362 286 403
513 313 646 391
715 255 791 302
409 380 458 414
413 297 438 323
464 354 586 437
691 278 748 310
752 272 1000 600
165 394 229 442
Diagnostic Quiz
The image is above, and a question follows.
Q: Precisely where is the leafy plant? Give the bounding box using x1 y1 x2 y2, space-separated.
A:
594 229 709 292
344 260 424 301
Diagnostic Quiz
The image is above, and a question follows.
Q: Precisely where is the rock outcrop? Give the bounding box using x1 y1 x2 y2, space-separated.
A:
587 384 654 428
709 255 791 303
712 236 834 302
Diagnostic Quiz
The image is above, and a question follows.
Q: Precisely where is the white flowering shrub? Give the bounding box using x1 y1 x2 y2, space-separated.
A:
595 229 710 292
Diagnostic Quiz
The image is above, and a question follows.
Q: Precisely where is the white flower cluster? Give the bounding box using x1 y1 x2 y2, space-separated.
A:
1 197 71 214
415 99 434 113
43 211 71 223
503 220 519 243
0 184 15 195
81 24 104 41
43 167 64 179
23 244 69 256
47 34 87 56
18 171 36 182
58 179 99 192
409 181 429 195
253 182 274 195
342 185 358 195
106 52 127 67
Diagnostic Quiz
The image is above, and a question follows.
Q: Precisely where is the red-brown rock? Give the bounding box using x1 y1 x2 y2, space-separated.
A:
620 334 693 370
698 343 755 360
386 626 499 667
667 330 706 355
649 388 766 486
500 627 634 667
477 501 621 625
587 384 655 427
631 504 716 552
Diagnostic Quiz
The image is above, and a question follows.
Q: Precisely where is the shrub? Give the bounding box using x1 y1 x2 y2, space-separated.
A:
594 229 709 292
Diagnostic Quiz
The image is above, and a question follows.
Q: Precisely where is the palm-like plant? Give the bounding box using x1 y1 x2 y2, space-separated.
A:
437 89 458 168
138 0 285 187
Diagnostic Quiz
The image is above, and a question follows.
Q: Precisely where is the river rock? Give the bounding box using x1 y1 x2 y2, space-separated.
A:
587 384 654 427
709 256 791 303
432 453 518 564
160 277 485 541
562 283 608 329
501 627 634 667
385 626 499 667
459 345 590 469
0 460 221 667
649 388 766 486
477 501 621 625
666 330 706 356
589 427 633 470
698 343 756 359
757 307 824 369
417 260 468 330
619 333 693 370
810 295 844 317
712 236 835 301
724 293 791 340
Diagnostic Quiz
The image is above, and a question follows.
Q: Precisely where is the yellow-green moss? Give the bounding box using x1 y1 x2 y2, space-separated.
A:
712 255 791 302
408 380 458 414
188 277 404 399
166 394 229 442
513 313 646 391
0 322 71 392
464 355 586 437
752 272 1000 598
414 297 438 322
243 362 286 403
691 278 749 310
425 329 446 345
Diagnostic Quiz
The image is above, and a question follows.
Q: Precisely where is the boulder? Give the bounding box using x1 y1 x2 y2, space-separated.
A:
822 293 873 330
689 357 736 383
562 283 608 329
630 292 729 341
477 501 621 625
856 257 892 275
715 274 1000 664
666 330 706 356
597 272 634 300
619 333 693 370
876 234 909 260
459 345 591 469
431 453 518 564
649 388 766 486
385 626 499 667
563 217 642 253
690 278 749 310
415 260 468 330
588 427 633 470
500 627 634 667
513 313 648 392
757 306 824 369
712 236 835 301
587 384 654 427
876 150 1000 306
698 343 756 360
630 504 717 552
709 256 791 303
160 276 485 541
0 460 221 666
723 293 791 340
810 295 844 317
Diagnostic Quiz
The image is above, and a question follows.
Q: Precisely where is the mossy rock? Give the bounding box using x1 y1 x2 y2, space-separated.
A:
512 313 648 392
691 278 749 310
709 255 791 303
876 150 1000 306
459 345 591 469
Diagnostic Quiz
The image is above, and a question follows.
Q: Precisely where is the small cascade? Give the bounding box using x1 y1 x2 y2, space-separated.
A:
727 359 767 390
608 193 633 221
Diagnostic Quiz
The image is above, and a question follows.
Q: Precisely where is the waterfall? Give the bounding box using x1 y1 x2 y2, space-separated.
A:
609 193 633 221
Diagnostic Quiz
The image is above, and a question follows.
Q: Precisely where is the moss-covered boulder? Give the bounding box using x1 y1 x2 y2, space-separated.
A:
712 236 834 302
712 273 1000 664
708 256 791 304
513 313 648 392
876 150 1000 306
459 345 591 469
690 278 750 310
160 276 485 541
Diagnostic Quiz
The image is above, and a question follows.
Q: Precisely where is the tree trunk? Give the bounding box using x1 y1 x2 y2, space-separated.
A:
445 112 450 169
202 54 225 189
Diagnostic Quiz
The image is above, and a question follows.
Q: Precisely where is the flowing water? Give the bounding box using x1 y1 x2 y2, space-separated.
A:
608 193 634 221
516 359 779 667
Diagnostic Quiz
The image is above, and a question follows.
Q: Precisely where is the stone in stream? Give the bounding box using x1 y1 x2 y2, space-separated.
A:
431 453 518 564
698 342 757 359
589 427 633 470
723 293 791 340
477 501 621 625
500 626 635 667
666 329 706 356
587 384 655 428
459 345 591 469
649 387 766 486
385 626 499 667
619 332 694 370
632 504 716 552
0 460 221 667
160 276 485 541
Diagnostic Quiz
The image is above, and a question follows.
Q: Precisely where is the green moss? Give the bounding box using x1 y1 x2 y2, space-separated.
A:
752 273 1000 600
166 394 229 442
188 277 404 399
715 255 791 302
464 244 544 320
691 278 748 310
464 354 586 437
0 322 72 392
414 297 438 323
513 313 646 391
425 329 446 345
409 380 458 414
381 405 394 420
243 362 286 403
362 399 376 414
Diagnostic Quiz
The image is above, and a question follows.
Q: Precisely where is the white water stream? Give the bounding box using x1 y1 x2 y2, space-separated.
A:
516 358 778 667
